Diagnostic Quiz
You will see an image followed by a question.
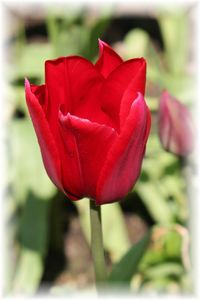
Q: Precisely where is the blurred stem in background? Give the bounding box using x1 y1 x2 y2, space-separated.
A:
89 200 107 286
46 8 112 60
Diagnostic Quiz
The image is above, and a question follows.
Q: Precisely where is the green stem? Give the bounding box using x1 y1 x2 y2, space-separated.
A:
89 199 107 286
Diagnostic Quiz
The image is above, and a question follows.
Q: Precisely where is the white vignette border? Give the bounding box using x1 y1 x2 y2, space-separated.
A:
0 0 200 299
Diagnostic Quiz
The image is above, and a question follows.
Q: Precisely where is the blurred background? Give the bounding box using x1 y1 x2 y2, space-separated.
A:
4 2 197 296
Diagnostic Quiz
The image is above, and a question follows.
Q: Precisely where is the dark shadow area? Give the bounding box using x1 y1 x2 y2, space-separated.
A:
102 16 164 50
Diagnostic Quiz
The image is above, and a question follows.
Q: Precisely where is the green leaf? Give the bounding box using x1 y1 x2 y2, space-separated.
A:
160 176 188 222
163 74 195 108
19 192 51 254
124 28 150 59
108 231 151 283
136 182 174 225
144 262 183 280
164 230 182 259
10 43 54 81
139 226 185 272
12 248 43 295
86 11 112 60
11 191 52 294
9 119 56 203
46 9 111 60
159 10 188 74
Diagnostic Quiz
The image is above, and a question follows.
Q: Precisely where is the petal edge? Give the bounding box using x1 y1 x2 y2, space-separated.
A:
96 93 151 205
95 39 123 78
59 112 117 198
25 78 63 191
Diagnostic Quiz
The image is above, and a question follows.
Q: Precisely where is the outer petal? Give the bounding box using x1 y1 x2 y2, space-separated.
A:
59 112 117 199
95 39 123 78
100 58 146 131
159 91 194 156
25 79 63 191
96 93 151 205
119 60 146 127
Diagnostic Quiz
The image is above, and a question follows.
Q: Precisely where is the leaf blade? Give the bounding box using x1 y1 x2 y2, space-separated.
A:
108 230 151 283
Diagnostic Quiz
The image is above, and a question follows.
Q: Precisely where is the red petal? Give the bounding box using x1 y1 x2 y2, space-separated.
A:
119 60 146 127
95 39 123 78
100 58 146 131
96 93 151 205
25 79 63 191
29 84 49 115
45 56 113 134
59 112 117 199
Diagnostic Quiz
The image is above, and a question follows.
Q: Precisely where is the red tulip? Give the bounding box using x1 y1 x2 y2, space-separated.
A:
158 90 194 157
25 39 151 205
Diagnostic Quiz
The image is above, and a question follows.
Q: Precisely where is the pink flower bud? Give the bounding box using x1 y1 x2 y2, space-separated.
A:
158 90 194 157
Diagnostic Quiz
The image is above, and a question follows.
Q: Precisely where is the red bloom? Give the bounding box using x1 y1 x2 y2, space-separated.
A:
25 39 151 205
158 90 194 157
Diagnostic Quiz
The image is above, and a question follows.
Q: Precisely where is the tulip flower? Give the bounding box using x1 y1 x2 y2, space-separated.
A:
25 39 151 205
158 90 194 157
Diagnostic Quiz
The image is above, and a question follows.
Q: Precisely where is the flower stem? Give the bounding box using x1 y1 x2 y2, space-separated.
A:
89 199 107 286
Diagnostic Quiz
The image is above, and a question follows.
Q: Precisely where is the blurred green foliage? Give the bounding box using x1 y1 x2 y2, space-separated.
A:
6 6 194 296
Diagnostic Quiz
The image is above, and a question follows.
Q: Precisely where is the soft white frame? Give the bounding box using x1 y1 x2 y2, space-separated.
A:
0 0 199 299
